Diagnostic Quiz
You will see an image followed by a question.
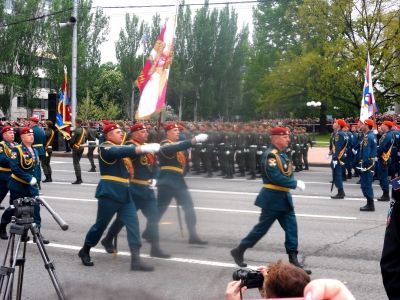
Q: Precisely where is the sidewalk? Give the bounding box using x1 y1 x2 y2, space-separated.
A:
52 145 331 167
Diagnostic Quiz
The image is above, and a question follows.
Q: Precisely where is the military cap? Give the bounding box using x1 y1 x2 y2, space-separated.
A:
191 123 199 129
383 121 393 127
103 123 120 135
205 122 212 128
164 123 178 132
130 123 146 133
236 124 243 129
46 120 53 127
271 127 289 135
102 120 110 125
20 127 33 135
177 125 184 131
337 119 346 128
117 120 124 127
88 121 94 126
75 117 83 124
248 123 255 127
30 117 39 123
364 119 374 127
1 126 13 134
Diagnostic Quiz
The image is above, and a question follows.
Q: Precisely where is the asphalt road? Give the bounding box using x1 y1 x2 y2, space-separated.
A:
0 157 390 300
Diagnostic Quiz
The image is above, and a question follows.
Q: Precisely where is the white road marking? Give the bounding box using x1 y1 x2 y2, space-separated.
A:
29 242 252 268
43 195 357 220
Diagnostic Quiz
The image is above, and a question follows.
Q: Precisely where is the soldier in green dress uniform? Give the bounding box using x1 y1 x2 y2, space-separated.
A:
69 118 86 184
85 121 100 172
230 127 311 275
42 120 55 182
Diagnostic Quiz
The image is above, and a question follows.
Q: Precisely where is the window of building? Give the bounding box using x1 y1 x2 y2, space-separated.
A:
17 97 25 107
5 0 12 10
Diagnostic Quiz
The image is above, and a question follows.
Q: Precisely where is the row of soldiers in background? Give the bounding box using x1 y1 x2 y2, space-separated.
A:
329 118 400 212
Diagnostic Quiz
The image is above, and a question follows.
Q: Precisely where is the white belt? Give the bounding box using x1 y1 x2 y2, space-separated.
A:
262 146 267 148
197 143 202 145
88 141 96 144
250 145 257 147
219 143 225 145
47 146 52 148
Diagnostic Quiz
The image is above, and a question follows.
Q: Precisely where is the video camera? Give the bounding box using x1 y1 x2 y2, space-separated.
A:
232 268 264 289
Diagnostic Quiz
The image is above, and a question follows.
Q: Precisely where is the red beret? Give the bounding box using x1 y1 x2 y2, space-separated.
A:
30 117 39 122
271 127 289 135
102 120 110 125
130 124 146 133
1 126 13 134
177 125 184 131
337 119 346 128
20 127 33 135
383 121 393 127
364 119 375 127
164 123 178 132
103 124 120 135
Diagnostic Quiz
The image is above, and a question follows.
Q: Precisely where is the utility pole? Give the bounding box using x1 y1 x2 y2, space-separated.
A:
71 0 78 127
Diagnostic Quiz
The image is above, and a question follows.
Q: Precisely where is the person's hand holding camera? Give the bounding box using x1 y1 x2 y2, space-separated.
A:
225 280 247 300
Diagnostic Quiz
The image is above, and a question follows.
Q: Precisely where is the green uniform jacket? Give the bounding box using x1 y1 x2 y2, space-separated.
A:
69 126 86 148
157 139 192 189
8 143 40 197
255 145 297 211
86 127 100 141
0 141 17 181
96 141 140 203
32 125 46 157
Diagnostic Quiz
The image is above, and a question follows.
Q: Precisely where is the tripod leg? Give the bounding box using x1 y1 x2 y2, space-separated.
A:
16 236 28 300
30 225 66 300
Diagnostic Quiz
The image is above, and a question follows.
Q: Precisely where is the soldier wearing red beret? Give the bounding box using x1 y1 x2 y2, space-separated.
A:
230 127 311 275
376 121 394 202
0 126 16 211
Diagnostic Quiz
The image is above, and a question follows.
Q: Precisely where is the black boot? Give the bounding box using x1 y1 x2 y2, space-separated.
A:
230 243 247 267
43 175 50 183
294 166 300 172
299 165 303 171
217 172 226 176
247 172 256 180
304 165 309 170
78 243 94 266
101 232 115 253
331 188 345 199
188 226 208 245
360 198 375 211
0 223 8 240
33 228 50 244
0 204 5 210
192 171 202 175
236 171 245 177
150 237 171 258
346 173 352 179
49 174 53 182
288 251 312 275
342 175 347 181
377 191 390 201
72 176 83 184
203 172 213 178
88 166 96 172
356 179 361 184
130 248 154 271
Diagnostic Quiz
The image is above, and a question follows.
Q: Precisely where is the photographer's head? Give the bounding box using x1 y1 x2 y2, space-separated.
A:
260 260 310 298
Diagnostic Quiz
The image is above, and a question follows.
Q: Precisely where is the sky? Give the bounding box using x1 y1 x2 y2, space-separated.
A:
91 0 256 64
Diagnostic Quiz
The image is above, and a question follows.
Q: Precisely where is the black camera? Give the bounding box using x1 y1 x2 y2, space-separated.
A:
232 268 264 289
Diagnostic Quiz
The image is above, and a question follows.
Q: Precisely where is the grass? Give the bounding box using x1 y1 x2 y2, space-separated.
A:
306 133 331 147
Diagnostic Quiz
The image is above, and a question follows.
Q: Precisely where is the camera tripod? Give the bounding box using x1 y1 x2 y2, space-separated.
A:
0 197 69 300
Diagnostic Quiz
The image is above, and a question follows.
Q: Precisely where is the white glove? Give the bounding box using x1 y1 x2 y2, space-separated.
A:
374 157 378 162
237 150 241 154
201 148 206 153
141 143 160 154
296 180 305 191
397 152 400 157
226 151 230 155
373 129 378 134
148 179 157 189
30 177 37 186
257 151 262 155
291 150 295 154
195 134 208 143
360 167 367 172
287 148 291 152
325 153 331 159
332 160 338 167
344 153 347 157
352 149 357 155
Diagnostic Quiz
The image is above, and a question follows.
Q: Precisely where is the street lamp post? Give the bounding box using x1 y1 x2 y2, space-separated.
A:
307 101 321 143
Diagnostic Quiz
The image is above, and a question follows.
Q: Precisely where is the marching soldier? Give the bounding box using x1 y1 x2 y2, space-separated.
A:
285 125 294 164
0 127 49 243
217 124 227 177
86 121 100 172
246 123 258 180
190 123 202 175
101 124 171 259
211 124 219 172
30 117 45 188
69 118 86 184
230 127 310 275
235 124 246 177
42 120 55 183
156 123 209 244
376 121 394 201
389 123 399 179
78 123 160 271
330 119 348 199
359 119 377 211
222 123 235 179
0 126 16 210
